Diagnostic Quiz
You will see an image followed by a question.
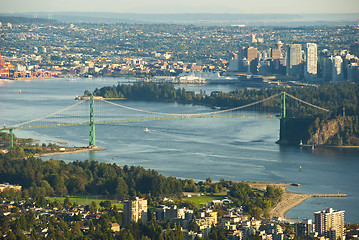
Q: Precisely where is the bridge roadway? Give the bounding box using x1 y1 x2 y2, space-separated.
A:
0 115 280 131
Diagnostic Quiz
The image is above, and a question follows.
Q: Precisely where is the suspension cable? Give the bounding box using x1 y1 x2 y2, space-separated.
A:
99 93 282 116
285 93 330 112
12 100 86 127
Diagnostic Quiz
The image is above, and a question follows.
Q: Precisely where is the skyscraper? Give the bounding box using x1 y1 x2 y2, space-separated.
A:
314 208 345 240
246 47 258 74
305 43 318 79
123 197 148 226
331 56 343 82
286 44 302 78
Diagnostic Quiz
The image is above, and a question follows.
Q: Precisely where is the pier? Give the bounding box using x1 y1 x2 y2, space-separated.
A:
310 194 348 198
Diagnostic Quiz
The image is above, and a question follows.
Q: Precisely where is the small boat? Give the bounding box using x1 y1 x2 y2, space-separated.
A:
299 140 303 146
19 89 21 94
144 128 149 132
299 166 302 172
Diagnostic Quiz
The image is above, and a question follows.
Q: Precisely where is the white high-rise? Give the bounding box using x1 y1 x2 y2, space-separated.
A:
314 208 345 240
306 43 318 79
331 56 343 82
123 197 148 226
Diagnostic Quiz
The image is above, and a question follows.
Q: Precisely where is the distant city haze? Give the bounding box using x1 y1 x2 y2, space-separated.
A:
1 0 358 14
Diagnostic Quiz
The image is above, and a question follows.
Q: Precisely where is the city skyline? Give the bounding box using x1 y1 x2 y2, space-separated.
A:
0 0 359 14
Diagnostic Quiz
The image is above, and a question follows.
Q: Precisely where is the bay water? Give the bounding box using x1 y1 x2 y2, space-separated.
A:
0 77 358 223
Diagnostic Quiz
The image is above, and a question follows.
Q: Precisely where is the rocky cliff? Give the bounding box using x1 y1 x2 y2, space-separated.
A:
307 117 356 145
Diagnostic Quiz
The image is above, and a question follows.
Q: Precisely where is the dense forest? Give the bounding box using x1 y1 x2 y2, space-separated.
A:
91 82 359 145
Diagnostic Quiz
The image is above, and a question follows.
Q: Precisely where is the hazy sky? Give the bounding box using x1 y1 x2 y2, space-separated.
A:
1 0 358 14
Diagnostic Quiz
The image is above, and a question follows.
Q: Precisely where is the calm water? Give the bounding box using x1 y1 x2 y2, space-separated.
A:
0 77 358 223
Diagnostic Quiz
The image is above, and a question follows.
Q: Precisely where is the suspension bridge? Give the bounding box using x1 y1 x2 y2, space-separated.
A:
0 92 330 150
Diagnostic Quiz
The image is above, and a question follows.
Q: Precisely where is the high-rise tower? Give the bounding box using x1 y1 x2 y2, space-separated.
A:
331 56 343 82
314 208 345 240
123 197 148 226
305 43 318 79
286 44 302 78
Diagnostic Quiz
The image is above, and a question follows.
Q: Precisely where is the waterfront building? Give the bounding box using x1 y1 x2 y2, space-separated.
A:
123 197 147 226
305 43 318 80
0 53 14 78
314 208 345 240
286 44 302 78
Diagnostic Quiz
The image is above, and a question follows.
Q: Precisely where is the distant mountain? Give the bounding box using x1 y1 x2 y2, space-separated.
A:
1 12 358 26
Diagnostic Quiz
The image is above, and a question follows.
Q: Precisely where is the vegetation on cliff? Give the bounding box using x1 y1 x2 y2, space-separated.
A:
307 116 359 146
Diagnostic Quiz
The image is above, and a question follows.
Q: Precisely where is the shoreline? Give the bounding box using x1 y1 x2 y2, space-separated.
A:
247 182 310 219
247 182 347 220
34 146 105 157
271 190 312 220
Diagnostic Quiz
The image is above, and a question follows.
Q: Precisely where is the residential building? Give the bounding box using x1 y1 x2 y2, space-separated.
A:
314 208 345 240
0 183 22 192
306 43 318 79
123 197 147 226
295 218 315 238
331 56 344 82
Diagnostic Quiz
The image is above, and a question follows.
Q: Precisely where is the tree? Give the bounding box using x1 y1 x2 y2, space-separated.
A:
100 200 112 210
116 176 128 199
90 201 97 213
63 197 71 210
84 90 91 96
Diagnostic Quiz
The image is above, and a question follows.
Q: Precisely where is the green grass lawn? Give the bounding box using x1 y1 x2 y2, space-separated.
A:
184 194 227 206
47 196 123 208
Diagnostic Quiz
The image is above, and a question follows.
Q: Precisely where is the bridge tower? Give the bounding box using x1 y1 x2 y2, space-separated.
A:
9 128 14 150
280 91 286 119
279 92 287 143
89 95 96 147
